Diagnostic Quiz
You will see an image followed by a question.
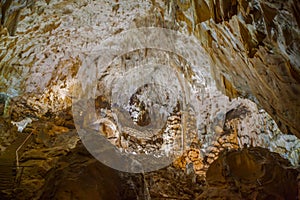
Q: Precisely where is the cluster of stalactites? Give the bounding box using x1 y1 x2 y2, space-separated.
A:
0 0 50 36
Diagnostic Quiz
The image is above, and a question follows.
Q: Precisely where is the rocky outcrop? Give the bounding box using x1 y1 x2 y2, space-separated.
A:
38 144 124 200
199 147 299 199
172 0 300 138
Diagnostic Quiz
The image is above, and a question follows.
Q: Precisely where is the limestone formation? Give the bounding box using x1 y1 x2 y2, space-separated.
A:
0 0 299 199
172 0 300 138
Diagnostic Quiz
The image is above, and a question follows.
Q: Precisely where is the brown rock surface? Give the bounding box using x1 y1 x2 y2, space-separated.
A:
200 147 299 199
0 101 298 199
38 144 123 200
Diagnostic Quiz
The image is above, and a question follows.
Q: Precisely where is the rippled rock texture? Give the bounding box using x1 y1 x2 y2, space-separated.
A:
171 0 300 138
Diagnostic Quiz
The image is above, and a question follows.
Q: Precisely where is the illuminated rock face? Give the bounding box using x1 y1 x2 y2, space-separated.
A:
0 0 300 199
171 0 300 138
1 0 299 141
0 0 299 168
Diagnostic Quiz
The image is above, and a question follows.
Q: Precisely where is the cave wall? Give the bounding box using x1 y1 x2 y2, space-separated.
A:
171 0 300 138
1 0 299 138
0 0 299 166
0 1 300 199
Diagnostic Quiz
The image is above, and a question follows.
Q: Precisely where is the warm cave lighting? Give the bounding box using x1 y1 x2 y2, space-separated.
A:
0 0 299 199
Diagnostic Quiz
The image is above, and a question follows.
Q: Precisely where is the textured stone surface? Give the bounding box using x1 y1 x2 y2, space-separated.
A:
0 0 300 199
38 144 123 200
199 147 299 200
0 0 151 114
0 106 298 198
171 0 300 138
0 0 299 165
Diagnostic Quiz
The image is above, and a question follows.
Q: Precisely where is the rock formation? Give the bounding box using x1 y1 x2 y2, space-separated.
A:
171 0 300 138
0 0 299 199
201 147 299 199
